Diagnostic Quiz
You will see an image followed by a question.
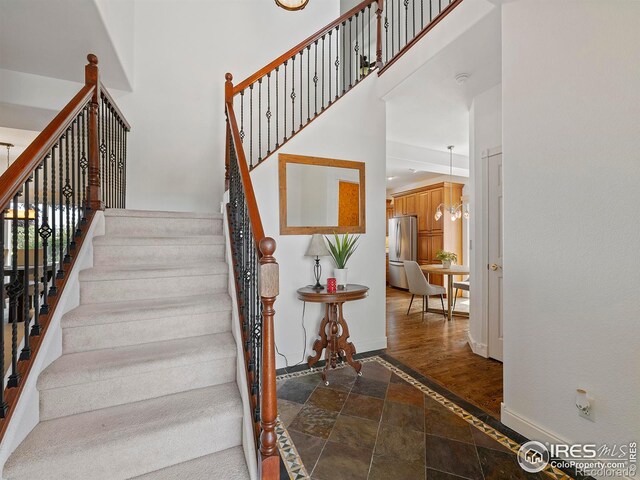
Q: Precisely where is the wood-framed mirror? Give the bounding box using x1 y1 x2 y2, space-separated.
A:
279 153 366 235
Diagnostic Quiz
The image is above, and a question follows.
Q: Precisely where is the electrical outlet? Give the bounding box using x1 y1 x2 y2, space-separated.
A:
576 389 595 422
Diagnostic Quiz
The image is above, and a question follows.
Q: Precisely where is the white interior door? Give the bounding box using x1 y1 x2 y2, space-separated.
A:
487 151 503 361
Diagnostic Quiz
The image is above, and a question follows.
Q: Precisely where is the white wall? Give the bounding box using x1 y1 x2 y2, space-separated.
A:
117 0 339 213
501 0 640 461
468 82 501 356
250 74 387 369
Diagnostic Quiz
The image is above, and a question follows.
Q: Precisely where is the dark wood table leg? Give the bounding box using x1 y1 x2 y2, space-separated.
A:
308 304 330 369
336 302 362 375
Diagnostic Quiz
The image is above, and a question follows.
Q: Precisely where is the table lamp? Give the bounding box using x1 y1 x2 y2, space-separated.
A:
305 234 330 290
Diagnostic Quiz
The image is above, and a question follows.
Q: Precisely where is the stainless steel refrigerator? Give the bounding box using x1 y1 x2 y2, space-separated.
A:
388 216 417 289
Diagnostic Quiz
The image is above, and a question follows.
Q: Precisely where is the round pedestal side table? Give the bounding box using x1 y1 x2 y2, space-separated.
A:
297 284 369 386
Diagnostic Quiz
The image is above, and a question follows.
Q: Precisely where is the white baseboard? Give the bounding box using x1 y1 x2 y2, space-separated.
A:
501 403 568 445
467 331 488 357
501 405 636 480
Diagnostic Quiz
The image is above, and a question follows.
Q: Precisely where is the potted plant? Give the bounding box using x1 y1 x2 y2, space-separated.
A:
435 250 457 269
325 233 360 288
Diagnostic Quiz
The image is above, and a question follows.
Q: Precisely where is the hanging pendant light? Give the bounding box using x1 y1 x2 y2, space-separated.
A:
434 146 468 222
275 0 309 11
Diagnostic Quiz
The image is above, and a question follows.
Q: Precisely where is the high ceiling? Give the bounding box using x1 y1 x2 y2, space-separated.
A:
384 6 501 187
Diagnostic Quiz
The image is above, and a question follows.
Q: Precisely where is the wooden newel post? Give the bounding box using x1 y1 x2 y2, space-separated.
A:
224 73 234 192
375 1 384 69
85 53 104 211
258 237 279 479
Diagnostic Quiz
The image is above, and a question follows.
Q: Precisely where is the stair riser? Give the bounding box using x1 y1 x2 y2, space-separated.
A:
105 217 222 236
80 274 227 304
40 357 236 420
62 311 232 354
93 243 225 266
7 413 242 479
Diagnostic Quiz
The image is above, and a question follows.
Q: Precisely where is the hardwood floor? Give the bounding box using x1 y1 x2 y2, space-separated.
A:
385 286 503 418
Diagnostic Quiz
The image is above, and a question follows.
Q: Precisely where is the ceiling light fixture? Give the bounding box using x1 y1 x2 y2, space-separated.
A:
1 142 14 168
387 176 395 181
434 146 469 222
275 0 309 11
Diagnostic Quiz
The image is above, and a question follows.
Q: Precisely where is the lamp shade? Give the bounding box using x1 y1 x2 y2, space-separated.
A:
305 234 330 257
275 0 309 11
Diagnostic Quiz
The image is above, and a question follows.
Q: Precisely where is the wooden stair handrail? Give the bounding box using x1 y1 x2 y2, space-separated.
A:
233 0 378 94
0 85 94 209
100 82 132 131
378 0 464 75
225 96 266 246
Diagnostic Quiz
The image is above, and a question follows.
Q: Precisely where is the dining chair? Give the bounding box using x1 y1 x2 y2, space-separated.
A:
403 261 447 321
452 276 470 311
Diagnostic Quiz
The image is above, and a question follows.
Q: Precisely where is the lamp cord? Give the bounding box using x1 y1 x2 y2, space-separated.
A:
275 301 308 369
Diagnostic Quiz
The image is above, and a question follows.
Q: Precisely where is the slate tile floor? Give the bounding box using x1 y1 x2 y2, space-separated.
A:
277 358 572 480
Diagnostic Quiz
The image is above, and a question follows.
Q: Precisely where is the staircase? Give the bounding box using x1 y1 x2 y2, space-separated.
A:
3 209 251 480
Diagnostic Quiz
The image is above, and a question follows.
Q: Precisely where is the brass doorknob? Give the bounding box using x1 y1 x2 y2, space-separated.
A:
489 263 501 271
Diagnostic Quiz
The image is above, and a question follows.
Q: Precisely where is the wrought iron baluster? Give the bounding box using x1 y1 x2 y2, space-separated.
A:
57 134 65 279
49 146 57 296
240 91 245 145
70 120 77 247
354 15 358 85
258 78 262 164
334 26 339 99
275 68 280 148
40 154 51 311
283 61 288 141
412 0 416 38
63 129 72 264
314 41 318 116
347 13 360 88
8 192 21 387
20 177 31 361
385 0 389 62
123 128 127 208
249 84 253 168
266 73 271 156
0 211 6 417
74 117 81 236
405 0 409 46
328 31 332 103
321 36 326 110
80 108 88 222
299 50 303 130
32 163 41 336
306 46 311 123
342 22 346 94
291 55 296 136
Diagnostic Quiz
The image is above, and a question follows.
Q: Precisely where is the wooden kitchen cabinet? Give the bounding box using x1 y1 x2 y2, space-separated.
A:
404 194 417 215
391 182 464 290
417 192 430 232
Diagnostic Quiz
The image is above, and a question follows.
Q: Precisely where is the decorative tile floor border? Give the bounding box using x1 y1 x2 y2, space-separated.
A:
276 356 576 480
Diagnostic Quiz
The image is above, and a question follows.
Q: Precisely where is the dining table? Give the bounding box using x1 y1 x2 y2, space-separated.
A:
420 264 470 321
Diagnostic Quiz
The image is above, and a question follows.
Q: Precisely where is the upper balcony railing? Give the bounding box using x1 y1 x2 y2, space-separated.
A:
225 0 463 172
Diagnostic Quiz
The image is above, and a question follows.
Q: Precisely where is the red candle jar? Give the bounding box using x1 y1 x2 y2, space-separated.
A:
326 278 337 293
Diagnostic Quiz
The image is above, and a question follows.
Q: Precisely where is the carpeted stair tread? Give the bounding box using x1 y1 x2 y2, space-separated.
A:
79 263 227 281
3 384 242 480
104 209 222 219
38 333 236 391
131 446 250 480
93 234 225 246
62 294 231 329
